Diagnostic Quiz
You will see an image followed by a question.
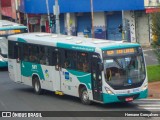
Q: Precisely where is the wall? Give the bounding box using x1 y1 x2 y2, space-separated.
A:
135 11 150 46
124 11 136 43
93 12 106 39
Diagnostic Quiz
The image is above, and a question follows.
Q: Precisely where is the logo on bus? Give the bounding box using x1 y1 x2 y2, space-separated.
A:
45 69 49 78
32 65 37 70
65 72 70 80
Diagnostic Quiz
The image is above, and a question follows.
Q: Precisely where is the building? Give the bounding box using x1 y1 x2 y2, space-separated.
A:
16 0 150 45
0 0 17 21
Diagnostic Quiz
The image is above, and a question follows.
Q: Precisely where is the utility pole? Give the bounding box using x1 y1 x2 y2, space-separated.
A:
0 0 2 20
54 0 60 34
122 10 126 41
66 13 71 35
90 0 94 38
46 0 51 32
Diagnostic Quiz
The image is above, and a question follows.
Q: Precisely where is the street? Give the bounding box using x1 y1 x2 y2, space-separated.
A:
0 70 160 120
143 49 159 65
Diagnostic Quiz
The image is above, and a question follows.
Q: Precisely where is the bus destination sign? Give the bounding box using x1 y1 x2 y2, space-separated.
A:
0 30 22 35
106 48 136 56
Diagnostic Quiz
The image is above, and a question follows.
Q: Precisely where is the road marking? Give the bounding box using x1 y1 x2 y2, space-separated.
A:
142 108 160 110
139 105 160 107
0 100 7 110
143 49 153 52
144 54 148 56
152 59 158 61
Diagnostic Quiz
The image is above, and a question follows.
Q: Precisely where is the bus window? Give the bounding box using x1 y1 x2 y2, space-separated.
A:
63 50 77 70
77 52 89 72
23 44 29 61
28 45 38 63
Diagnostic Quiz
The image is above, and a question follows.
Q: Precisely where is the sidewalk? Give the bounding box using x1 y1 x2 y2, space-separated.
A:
148 81 160 99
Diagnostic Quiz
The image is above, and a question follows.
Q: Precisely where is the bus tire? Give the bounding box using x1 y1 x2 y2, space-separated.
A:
80 87 91 105
33 77 42 95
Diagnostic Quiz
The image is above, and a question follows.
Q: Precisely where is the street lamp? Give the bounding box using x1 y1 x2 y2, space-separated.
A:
90 0 94 38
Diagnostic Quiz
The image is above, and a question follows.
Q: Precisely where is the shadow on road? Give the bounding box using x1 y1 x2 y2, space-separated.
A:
0 67 8 71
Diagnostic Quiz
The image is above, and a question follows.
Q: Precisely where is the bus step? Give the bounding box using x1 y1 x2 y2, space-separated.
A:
55 91 64 96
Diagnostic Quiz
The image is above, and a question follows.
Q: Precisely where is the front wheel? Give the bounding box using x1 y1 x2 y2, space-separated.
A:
33 77 42 95
80 87 92 105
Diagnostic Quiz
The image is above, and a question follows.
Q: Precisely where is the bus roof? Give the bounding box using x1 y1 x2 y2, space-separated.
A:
8 32 140 52
0 20 27 30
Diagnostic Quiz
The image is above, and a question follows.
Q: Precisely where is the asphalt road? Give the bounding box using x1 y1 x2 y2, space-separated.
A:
143 49 159 65
0 70 160 120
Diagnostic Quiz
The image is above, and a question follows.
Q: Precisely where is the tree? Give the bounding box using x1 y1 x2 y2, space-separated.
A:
151 12 160 64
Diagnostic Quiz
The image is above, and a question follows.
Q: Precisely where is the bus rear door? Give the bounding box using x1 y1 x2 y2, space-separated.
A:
52 49 62 92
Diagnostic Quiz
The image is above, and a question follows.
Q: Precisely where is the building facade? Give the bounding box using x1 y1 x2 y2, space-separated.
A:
15 0 150 45
0 0 17 21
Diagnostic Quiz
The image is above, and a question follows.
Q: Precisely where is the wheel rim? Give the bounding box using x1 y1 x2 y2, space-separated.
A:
35 81 39 92
82 91 89 102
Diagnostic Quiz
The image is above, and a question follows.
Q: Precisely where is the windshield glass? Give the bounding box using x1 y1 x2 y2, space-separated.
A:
104 55 146 90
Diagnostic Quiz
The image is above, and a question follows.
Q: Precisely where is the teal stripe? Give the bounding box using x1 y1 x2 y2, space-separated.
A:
101 43 140 51
0 26 27 31
57 43 95 52
17 38 27 43
67 69 92 90
21 61 45 80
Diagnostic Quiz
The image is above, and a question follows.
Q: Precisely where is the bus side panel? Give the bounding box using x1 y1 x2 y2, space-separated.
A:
61 68 93 100
21 61 54 91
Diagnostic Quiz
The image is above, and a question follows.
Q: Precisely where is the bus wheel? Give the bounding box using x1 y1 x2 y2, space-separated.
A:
33 77 42 95
80 87 91 105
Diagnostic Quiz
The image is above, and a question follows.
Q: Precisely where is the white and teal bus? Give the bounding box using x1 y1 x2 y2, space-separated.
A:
0 20 28 68
8 32 148 104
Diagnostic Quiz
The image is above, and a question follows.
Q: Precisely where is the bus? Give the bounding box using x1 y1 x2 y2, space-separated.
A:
8 32 148 104
0 20 28 68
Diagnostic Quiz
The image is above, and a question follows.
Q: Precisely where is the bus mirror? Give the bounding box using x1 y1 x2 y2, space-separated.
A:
98 62 104 71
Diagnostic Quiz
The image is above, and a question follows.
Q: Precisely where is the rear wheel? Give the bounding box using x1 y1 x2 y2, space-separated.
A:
33 77 42 95
80 87 91 105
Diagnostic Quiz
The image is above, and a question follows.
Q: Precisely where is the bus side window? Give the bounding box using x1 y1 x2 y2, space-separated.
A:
77 52 89 73
23 44 29 61
63 50 77 70
28 45 38 63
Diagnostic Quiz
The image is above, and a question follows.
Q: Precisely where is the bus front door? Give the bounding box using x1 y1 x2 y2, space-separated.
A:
14 43 22 83
91 54 103 102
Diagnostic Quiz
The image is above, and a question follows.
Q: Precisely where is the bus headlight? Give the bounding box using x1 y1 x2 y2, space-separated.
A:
105 87 114 94
142 83 148 91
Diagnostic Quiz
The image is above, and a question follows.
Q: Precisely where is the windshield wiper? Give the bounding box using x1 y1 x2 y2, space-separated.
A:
113 58 123 69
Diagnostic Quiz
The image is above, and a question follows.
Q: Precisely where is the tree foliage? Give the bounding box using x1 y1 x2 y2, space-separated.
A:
151 12 160 64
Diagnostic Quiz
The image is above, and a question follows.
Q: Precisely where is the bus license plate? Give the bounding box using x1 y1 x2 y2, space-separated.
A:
125 97 133 102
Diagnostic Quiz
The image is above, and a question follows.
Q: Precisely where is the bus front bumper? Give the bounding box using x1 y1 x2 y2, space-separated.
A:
103 89 148 103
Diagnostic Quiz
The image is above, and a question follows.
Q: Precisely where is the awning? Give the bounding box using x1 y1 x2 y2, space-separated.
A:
146 8 160 13
1 0 17 19
1 0 11 7
20 0 145 14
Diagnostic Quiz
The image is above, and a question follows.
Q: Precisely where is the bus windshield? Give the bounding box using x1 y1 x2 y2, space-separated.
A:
104 54 146 90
